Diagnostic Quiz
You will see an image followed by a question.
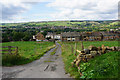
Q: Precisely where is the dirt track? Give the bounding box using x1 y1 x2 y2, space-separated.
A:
2 42 72 78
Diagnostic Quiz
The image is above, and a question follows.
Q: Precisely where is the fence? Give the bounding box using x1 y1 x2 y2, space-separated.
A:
0 46 18 54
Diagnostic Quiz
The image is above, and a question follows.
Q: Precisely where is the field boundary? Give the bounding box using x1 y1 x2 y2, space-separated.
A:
0 46 18 54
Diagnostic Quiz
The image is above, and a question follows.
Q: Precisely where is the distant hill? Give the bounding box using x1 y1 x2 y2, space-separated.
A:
0 20 119 31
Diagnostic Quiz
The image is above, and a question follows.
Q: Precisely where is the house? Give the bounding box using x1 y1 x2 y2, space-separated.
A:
61 32 104 41
101 32 119 40
33 33 45 41
45 32 54 39
54 34 61 40
45 32 61 40
61 31 119 41
61 32 82 41
82 32 103 41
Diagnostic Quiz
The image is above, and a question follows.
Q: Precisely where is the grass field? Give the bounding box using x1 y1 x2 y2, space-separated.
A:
61 41 119 78
1 41 55 66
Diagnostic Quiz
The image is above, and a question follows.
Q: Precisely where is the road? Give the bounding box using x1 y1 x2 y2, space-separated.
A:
2 42 72 78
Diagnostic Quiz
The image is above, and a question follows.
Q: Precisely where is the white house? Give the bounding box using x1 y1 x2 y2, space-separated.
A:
46 32 61 40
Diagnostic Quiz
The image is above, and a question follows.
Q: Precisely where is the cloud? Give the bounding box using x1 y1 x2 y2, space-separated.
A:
1 0 119 23
1 0 55 22
47 0 119 20
0 0 33 21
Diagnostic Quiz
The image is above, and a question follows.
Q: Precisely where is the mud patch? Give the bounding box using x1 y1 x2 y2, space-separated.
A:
50 64 57 71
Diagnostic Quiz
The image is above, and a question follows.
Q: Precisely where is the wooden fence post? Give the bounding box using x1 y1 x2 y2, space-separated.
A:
81 41 84 50
1 46 18 54
8 46 12 54
75 42 77 56
71 45 74 54
15 47 18 55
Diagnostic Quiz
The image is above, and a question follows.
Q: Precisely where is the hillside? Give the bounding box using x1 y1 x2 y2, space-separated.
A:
1 20 119 30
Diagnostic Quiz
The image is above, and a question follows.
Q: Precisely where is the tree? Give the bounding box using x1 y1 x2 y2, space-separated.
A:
12 32 24 41
23 32 32 41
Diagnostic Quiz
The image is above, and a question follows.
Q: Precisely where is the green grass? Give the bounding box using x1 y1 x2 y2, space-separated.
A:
44 60 54 63
79 51 119 78
1 41 55 66
50 46 58 55
61 41 119 78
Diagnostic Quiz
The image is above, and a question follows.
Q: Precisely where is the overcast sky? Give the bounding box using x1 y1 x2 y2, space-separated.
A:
0 0 119 23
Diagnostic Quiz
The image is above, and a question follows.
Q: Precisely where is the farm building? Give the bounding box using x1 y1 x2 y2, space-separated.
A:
33 33 45 41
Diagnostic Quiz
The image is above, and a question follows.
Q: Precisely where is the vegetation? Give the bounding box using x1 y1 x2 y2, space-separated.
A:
61 41 119 78
2 28 40 42
50 46 58 55
1 41 55 66
79 51 119 78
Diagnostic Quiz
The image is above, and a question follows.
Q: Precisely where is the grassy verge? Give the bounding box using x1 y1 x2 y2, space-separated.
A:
50 46 58 55
61 41 119 78
1 41 55 66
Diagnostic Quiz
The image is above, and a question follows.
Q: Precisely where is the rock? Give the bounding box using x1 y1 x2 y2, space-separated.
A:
88 45 94 50
111 47 116 51
76 60 81 67
86 54 92 61
88 45 98 51
78 54 81 57
115 46 118 51
101 45 106 54
82 55 87 62
77 56 82 61
84 49 90 54
101 45 105 49
74 59 77 63
90 51 97 57
86 54 92 59
97 51 102 55
106 46 111 50
115 46 120 51
98 47 102 51
81 50 86 54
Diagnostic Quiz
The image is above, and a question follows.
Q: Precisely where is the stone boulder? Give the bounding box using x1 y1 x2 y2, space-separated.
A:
88 45 98 51
98 47 102 51
110 47 116 51
90 51 97 57
76 60 81 67
84 49 90 54
86 54 92 60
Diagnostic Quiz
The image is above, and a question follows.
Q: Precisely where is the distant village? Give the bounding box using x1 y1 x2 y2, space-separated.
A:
33 30 120 42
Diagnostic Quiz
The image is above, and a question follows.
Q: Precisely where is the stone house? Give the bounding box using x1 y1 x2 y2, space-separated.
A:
33 33 45 41
82 32 103 41
101 32 119 40
61 32 82 41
